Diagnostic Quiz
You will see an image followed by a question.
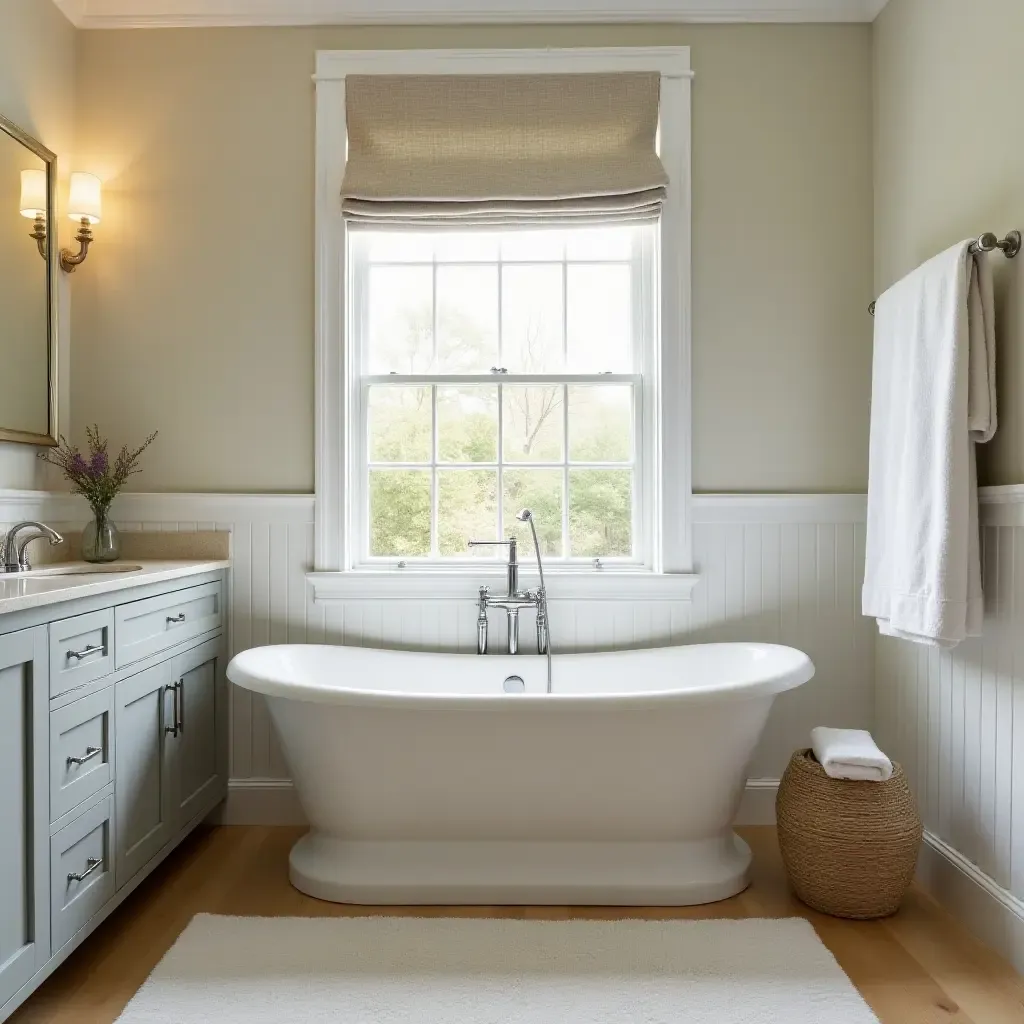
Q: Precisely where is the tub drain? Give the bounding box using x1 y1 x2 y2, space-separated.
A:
503 675 526 693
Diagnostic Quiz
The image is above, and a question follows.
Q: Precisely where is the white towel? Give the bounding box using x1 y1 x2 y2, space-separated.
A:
810 727 893 782
862 241 996 647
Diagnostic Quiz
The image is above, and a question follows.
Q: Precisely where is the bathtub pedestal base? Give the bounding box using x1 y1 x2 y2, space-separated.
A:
289 833 752 906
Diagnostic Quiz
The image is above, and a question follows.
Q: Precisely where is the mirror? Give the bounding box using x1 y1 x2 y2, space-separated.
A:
0 113 57 446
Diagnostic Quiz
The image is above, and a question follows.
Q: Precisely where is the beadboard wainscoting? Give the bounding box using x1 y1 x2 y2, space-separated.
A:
2 490 873 824
874 485 1024 973
5 488 1022 960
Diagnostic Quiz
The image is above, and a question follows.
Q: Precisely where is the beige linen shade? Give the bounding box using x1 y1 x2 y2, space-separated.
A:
341 72 668 225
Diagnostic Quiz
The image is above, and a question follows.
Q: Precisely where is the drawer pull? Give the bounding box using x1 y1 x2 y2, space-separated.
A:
67 857 102 884
66 643 105 662
166 612 186 624
66 746 102 768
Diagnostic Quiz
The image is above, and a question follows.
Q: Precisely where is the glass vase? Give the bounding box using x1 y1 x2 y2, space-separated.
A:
82 509 121 563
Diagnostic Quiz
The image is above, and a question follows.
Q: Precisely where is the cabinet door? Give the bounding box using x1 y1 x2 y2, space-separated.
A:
0 627 49 1007
114 663 174 888
170 638 225 829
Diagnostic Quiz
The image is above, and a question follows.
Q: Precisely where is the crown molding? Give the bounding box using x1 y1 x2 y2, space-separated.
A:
51 0 86 25
51 0 887 29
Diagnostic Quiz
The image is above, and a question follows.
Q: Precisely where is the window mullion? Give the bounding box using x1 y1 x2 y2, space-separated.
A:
497 381 505 541
561 243 569 558
431 248 438 370
430 246 439 559
561 247 568 371
496 246 505 541
430 385 439 558
562 382 570 559
497 243 504 369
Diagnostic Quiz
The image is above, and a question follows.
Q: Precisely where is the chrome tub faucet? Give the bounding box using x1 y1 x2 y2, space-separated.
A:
469 511 551 670
467 536 519 597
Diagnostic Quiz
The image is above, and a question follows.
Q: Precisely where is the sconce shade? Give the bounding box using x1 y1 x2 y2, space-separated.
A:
20 169 47 219
68 172 102 225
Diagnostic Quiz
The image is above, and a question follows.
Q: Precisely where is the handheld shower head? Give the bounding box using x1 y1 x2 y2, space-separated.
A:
513 506 552 689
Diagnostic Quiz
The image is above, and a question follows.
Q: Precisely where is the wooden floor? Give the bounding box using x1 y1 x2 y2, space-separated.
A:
10 826 1024 1024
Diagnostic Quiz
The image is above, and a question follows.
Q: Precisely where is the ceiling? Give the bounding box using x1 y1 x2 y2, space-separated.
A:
53 0 891 29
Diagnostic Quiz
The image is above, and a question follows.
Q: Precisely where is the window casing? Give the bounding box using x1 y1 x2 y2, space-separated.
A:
312 47 694 596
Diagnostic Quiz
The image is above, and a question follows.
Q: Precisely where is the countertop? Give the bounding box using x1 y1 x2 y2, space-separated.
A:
0 560 230 616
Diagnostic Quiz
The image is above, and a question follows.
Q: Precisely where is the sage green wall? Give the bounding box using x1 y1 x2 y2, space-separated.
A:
874 0 1024 486
73 23 873 493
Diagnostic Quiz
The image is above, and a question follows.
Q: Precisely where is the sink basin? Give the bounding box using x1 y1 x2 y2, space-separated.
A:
19 563 144 577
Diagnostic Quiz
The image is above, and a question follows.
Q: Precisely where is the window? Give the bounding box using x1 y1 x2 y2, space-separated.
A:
350 222 656 567
312 47 693 594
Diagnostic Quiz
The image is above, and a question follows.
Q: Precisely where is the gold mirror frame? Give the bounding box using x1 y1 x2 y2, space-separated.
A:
0 113 59 447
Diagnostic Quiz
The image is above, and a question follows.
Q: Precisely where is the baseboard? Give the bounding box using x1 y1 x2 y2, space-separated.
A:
218 779 308 826
736 778 780 825
916 830 1024 974
221 778 781 828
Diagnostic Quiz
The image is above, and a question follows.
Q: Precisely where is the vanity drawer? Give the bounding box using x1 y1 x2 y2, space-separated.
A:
51 793 115 953
50 688 115 822
114 581 223 668
49 609 114 698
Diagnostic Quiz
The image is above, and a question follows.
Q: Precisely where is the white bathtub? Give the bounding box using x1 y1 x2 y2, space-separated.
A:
227 642 814 906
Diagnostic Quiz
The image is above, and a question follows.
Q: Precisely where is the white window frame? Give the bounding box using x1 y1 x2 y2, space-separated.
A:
310 46 696 602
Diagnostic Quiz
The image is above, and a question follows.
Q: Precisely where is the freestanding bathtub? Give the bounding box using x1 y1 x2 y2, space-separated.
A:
227 642 814 906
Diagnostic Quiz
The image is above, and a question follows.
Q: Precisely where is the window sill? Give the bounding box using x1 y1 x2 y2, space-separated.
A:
307 569 700 603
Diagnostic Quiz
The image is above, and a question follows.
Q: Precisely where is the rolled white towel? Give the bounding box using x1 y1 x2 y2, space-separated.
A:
810 727 893 782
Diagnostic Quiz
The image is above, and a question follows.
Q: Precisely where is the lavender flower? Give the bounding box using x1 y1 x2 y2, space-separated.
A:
38 425 158 521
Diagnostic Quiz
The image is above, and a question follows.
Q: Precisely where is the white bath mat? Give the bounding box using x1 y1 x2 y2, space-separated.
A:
116 914 879 1023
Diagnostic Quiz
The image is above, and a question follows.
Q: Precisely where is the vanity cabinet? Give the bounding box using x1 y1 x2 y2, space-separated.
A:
0 568 227 1023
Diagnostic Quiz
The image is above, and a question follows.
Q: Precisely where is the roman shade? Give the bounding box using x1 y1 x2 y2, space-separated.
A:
341 72 668 225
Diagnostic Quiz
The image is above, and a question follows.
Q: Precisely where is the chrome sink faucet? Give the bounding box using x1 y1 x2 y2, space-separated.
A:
2 521 64 573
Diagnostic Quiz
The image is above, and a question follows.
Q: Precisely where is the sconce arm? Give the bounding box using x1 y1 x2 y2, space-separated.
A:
59 219 94 274
29 215 47 260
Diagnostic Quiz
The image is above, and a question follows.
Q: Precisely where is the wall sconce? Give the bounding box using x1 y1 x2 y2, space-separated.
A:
20 170 102 273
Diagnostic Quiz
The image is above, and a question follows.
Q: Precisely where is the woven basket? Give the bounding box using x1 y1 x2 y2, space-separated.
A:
776 748 922 919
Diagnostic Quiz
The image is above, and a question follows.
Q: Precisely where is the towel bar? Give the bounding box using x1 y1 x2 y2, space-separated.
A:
869 229 1021 316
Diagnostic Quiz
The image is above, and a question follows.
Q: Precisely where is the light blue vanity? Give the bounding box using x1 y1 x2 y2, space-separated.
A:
0 560 229 1022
